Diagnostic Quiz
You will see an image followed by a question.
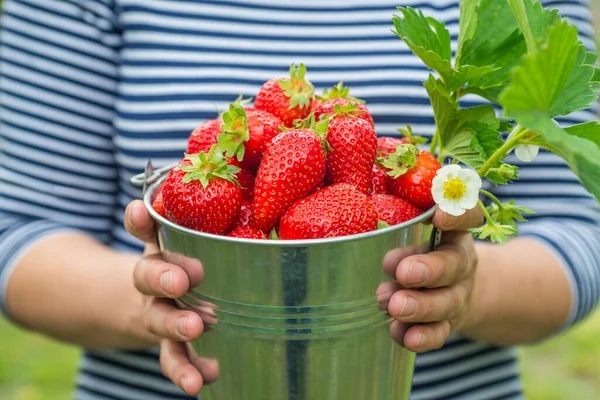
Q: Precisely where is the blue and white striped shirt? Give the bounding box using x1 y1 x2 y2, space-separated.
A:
1 1 599 399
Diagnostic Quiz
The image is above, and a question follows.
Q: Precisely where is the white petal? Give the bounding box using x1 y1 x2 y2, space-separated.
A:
432 183 445 204
436 164 461 180
457 169 483 189
439 199 466 216
515 145 539 162
458 191 479 210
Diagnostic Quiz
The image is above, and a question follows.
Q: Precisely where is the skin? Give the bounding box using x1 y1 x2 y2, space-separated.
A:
4 201 572 395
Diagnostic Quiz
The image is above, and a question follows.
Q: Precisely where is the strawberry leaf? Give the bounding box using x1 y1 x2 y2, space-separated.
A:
392 8 453 82
397 125 428 145
180 146 240 189
317 81 365 103
277 63 314 110
500 19 597 119
520 112 600 203
380 144 419 178
217 104 249 162
564 121 600 147
423 76 457 140
487 200 535 229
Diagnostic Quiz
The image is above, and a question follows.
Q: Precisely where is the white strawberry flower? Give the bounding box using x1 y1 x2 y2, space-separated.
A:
514 144 539 162
431 165 482 216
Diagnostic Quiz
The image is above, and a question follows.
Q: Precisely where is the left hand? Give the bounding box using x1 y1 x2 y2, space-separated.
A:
383 207 484 352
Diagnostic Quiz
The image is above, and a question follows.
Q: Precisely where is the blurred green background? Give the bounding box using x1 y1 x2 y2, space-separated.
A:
1 1 600 399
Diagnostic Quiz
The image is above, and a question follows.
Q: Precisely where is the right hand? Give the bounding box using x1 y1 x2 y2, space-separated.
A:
125 200 218 396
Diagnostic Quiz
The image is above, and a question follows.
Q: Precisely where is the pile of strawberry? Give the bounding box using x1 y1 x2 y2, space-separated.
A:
152 64 441 240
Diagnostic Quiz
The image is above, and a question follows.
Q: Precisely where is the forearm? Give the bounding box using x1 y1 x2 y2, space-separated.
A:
4 232 157 349
459 237 572 345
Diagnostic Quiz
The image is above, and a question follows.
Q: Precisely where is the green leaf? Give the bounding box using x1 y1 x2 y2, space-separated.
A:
392 8 453 81
507 0 538 55
564 121 600 147
423 75 457 139
470 221 517 244
501 20 597 119
519 112 600 203
487 199 535 229
380 144 420 178
377 220 391 230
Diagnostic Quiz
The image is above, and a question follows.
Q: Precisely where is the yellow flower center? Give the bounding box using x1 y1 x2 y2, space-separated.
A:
443 178 467 200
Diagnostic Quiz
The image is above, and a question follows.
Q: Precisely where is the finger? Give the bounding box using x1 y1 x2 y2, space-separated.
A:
388 286 468 324
163 251 205 288
402 321 451 352
125 200 157 244
432 206 484 231
382 244 429 277
160 339 203 396
144 298 204 341
133 255 191 298
186 343 220 384
389 320 411 346
395 235 474 288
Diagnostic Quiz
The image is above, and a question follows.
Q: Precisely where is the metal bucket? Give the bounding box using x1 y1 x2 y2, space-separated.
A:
133 162 440 400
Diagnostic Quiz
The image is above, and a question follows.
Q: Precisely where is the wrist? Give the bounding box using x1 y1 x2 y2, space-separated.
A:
455 242 501 339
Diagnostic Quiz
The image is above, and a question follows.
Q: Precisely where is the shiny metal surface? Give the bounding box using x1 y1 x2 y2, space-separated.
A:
142 177 438 400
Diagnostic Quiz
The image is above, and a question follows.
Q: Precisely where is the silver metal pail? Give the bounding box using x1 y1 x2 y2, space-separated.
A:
133 163 440 400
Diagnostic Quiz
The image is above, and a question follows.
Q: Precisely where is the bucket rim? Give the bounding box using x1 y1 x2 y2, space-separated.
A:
143 177 438 247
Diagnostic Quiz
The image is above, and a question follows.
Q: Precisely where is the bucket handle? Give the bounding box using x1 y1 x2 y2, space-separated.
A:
130 160 177 194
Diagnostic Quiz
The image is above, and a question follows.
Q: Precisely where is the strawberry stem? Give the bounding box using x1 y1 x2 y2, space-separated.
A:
380 144 419 178
180 145 241 189
277 63 315 110
317 81 366 103
217 104 249 162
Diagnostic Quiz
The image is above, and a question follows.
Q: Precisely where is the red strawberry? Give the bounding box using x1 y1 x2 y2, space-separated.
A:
279 183 378 240
314 82 374 128
324 103 377 194
233 200 253 228
217 105 282 171
377 136 409 157
152 186 166 217
368 164 389 196
381 144 441 210
162 147 242 235
252 119 328 232
254 63 314 127
187 119 221 154
227 225 267 239
369 194 422 226
236 166 255 200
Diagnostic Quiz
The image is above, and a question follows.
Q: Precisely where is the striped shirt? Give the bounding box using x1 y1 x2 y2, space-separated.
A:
1 1 599 399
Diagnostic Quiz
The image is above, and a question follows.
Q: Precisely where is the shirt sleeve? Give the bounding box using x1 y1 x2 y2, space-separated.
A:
0 0 122 317
489 0 600 331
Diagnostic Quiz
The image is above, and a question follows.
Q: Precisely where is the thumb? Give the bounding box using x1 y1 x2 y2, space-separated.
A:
125 200 158 244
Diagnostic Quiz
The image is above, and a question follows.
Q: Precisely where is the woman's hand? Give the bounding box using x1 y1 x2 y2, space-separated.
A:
125 200 217 396
384 208 484 352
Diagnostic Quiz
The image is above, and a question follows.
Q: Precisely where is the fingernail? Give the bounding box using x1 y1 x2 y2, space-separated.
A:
405 262 429 285
416 333 426 348
181 377 188 393
177 316 188 338
398 296 417 317
160 271 173 294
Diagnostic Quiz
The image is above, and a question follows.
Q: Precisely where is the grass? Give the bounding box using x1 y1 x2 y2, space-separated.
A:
1 310 600 399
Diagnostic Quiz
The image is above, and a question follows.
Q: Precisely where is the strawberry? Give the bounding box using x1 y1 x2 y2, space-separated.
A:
152 185 166 217
380 144 441 210
252 117 328 232
233 200 253 228
368 164 389 196
236 166 256 200
227 225 267 239
323 103 377 194
254 63 314 127
314 82 374 128
187 119 221 154
217 104 282 171
279 183 378 240
162 147 242 235
369 194 422 226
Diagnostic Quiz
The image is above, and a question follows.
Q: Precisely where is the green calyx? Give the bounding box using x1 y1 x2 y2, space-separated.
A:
377 220 391 230
285 113 332 155
397 124 428 145
269 229 279 240
317 81 366 103
217 104 249 162
277 63 315 110
380 144 420 178
180 145 241 189
331 102 365 118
